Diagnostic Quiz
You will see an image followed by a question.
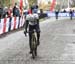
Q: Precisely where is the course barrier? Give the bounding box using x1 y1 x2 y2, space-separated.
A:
0 16 25 35
47 12 75 17
39 13 47 19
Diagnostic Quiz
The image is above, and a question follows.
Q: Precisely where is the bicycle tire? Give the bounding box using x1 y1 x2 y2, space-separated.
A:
31 34 37 59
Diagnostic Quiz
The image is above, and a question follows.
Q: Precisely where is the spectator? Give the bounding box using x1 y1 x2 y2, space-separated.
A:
7 5 12 17
15 6 20 16
40 9 43 14
31 3 38 10
13 5 16 16
2 7 8 18
13 3 20 16
73 10 75 12
55 10 59 20
69 9 73 20
0 7 3 18
23 9 28 17
63 9 66 13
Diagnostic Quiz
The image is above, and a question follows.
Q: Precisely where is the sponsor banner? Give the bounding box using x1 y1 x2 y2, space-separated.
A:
50 0 56 11
73 13 75 16
18 17 20 29
0 19 3 34
58 13 69 17
47 12 55 17
11 17 19 30
3 18 7 33
11 17 15 30
11 16 24 30
13 17 16 30
0 16 25 35
47 12 75 17
21 16 25 27
15 17 19 29
5 18 10 32
8 17 12 32
0 18 9 34
19 16 23 28
3 18 9 33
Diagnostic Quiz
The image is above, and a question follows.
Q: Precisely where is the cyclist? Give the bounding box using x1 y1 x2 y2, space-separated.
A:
24 7 40 54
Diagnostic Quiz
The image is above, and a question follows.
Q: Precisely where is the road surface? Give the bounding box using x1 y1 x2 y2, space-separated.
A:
0 17 75 64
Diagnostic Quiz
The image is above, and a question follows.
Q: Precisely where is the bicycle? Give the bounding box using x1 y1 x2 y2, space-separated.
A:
31 30 37 59
24 30 38 59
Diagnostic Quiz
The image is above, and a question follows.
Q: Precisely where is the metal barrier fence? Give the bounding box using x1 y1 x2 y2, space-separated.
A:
47 12 75 17
1 12 74 35
0 16 25 35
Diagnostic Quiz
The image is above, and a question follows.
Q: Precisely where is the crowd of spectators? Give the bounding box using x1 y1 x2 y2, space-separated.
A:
0 3 21 19
54 9 75 20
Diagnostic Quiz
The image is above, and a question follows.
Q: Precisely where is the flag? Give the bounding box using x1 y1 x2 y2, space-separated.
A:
50 0 56 11
12 0 15 7
20 0 23 15
20 0 23 9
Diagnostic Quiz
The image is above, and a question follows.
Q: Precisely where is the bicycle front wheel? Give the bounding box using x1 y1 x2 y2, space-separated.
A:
31 35 37 59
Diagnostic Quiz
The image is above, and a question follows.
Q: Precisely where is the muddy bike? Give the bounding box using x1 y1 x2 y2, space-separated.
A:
24 30 38 59
30 30 37 59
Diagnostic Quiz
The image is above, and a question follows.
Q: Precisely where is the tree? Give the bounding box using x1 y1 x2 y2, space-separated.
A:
0 0 10 7
28 0 37 7
70 0 75 7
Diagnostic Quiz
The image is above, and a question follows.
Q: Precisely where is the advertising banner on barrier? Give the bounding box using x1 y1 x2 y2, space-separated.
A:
0 19 3 34
3 18 7 33
13 17 16 30
11 17 15 30
47 12 55 17
3 18 9 33
21 16 25 26
0 16 25 35
15 17 19 29
19 16 25 28
8 17 12 32
73 13 75 16
58 13 69 17
11 16 24 30
19 16 23 28
47 12 75 17
0 18 9 34
11 17 17 30
5 18 10 32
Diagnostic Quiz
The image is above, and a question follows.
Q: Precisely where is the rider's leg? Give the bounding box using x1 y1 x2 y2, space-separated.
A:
29 32 32 53
35 24 40 46
29 25 33 53
37 32 40 45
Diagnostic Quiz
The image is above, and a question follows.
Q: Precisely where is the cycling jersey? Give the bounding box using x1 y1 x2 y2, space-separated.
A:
26 13 39 25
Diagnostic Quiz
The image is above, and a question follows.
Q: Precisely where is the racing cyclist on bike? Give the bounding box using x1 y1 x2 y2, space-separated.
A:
24 7 40 54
